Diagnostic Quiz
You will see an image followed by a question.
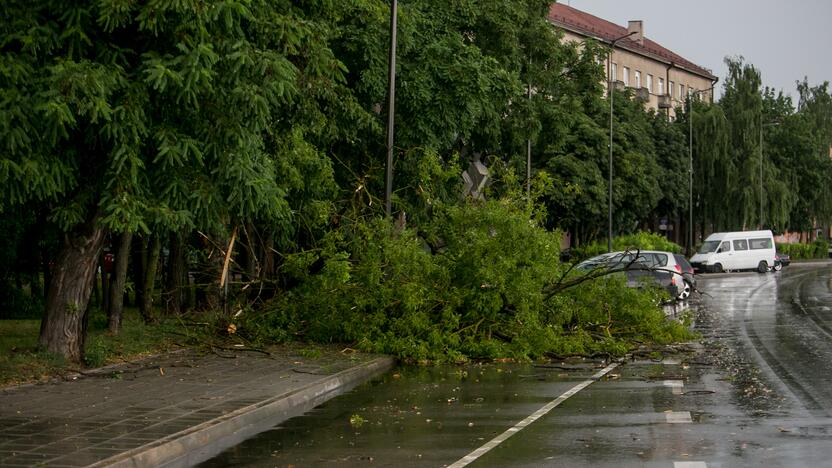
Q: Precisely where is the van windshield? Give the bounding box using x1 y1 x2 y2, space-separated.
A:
698 241 720 254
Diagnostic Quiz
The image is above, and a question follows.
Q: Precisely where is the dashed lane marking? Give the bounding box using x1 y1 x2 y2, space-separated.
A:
446 362 620 468
665 411 693 423
673 462 708 468
663 380 684 395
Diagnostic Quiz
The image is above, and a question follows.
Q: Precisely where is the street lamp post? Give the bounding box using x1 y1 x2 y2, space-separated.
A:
384 0 398 217
607 31 637 252
688 96 693 256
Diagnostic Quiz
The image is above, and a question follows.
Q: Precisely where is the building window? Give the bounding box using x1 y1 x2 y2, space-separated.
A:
623 67 630 86
658 78 664 95
680 83 685 98
669 81 675 97
646 74 653 93
635 71 641 89
610 62 617 82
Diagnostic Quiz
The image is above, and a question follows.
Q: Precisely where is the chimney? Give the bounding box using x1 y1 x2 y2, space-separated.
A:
628 20 644 45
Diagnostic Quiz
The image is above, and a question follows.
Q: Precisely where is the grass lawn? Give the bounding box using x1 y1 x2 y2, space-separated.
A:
0 307 186 388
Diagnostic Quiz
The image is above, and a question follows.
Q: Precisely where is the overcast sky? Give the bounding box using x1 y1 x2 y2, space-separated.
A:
564 0 832 100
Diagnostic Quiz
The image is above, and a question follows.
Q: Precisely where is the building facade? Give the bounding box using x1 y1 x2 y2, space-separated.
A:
548 4 717 118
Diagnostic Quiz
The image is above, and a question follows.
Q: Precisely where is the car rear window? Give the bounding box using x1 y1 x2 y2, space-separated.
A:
674 254 693 272
636 253 668 267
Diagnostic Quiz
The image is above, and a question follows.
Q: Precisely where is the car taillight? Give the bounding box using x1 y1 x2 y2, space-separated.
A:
675 265 682 272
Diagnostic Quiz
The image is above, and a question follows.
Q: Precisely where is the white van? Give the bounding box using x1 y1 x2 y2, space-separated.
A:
690 230 776 273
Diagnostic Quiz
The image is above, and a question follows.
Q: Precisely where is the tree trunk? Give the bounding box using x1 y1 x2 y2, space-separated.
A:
41 247 52 300
260 233 276 299
92 266 101 307
39 219 106 363
100 252 110 315
131 235 147 307
243 223 258 283
107 231 132 333
140 235 161 323
165 231 185 315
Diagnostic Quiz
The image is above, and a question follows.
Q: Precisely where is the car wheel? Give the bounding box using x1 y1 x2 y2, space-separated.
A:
774 261 782 272
677 280 692 301
757 261 768 273
713 263 723 273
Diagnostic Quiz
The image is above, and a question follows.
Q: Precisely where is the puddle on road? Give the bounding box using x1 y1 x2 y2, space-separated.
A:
199 362 602 467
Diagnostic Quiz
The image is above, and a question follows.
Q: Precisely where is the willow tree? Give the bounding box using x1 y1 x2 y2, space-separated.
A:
0 0 341 361
720 57 764 229
688 101 732 233
791 80 832 231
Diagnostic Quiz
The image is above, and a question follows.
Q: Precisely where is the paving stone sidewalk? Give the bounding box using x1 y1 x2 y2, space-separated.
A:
0 346 393 467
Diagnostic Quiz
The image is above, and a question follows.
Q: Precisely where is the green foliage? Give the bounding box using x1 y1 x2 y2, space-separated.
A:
12 0 829 363
572 231 683 260
242 185 692 363
776 240 829 260
0 285 44 320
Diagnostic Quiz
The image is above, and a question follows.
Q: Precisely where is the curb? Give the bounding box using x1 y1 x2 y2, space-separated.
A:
91 356 395 468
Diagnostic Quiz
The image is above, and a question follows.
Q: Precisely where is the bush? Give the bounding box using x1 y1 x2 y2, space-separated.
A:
572 231 683 261
0 283 44 320
776 239 829 260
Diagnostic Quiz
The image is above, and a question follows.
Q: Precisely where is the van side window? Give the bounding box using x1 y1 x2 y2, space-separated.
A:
750 238 772 249
720 241 731 252
733 239 748 251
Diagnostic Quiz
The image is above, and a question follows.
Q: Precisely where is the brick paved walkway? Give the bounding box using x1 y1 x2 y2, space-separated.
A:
0 346 392 467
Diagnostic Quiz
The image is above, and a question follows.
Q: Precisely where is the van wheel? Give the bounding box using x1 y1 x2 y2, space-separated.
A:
757 261 768 273
713 263 723 273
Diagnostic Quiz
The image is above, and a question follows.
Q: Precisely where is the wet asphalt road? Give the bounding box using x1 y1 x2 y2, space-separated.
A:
701 263 832 416
202 263 832 468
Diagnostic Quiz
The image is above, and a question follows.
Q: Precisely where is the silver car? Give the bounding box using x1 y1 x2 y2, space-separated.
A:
576 250 690 301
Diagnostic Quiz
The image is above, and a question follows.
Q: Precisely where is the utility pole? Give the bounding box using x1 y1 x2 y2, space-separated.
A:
527 82 532 198
688 96 693 257
607 31 637 252
384 0 398 217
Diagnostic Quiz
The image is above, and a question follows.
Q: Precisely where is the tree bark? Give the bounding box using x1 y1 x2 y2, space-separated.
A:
131 235 147 307
260 233 276 299
140 235 161 323
100 251 110 316
165 231 185 315
107 231 132 333
205 236 224 312
39 218 106 363
243 223 258 283
41 247 52 300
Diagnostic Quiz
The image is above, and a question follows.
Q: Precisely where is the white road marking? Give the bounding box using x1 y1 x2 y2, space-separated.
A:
674 462 708 468
663 380 684 395
662 358 681 365
446 362 620 468
665 411 693 423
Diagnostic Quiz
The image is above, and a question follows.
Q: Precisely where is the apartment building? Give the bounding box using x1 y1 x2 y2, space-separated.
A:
548 3 717 117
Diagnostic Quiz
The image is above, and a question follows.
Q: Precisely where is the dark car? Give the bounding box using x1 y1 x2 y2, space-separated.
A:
774 252 791 271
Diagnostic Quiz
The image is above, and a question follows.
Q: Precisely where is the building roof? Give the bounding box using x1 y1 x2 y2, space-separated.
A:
547 3 716 81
